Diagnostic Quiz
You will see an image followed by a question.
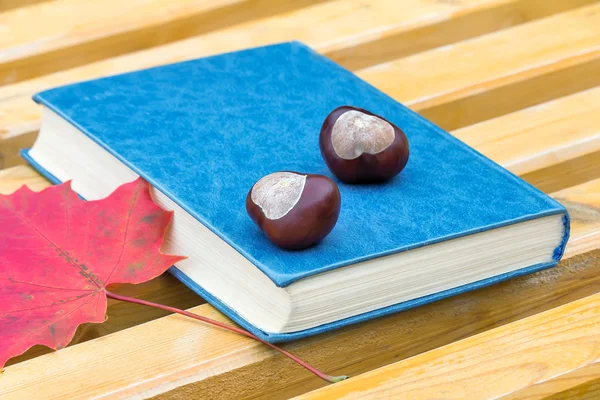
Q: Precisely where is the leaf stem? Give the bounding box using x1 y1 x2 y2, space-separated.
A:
104 290 347 384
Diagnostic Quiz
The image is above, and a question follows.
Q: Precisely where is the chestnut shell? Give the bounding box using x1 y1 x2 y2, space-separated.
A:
246 173 341 250
319 106 409 183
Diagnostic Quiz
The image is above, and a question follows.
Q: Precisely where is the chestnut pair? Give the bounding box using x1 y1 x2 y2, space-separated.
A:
247 106 410 250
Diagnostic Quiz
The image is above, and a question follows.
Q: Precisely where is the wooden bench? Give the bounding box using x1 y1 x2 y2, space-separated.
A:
0 1 599 398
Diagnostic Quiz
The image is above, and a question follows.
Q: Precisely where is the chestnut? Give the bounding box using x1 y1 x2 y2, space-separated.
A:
246 171 341 250
319 106 409 183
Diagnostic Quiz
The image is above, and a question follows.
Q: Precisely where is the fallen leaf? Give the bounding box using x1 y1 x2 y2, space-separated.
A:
0 178 185 368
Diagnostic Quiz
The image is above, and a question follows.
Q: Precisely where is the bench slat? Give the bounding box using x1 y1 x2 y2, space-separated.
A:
2 177 599 399
0 0 325 85
357 3 600 131
500 362 600 400
328 0 598 70
454 86 600 175
0 163 47 193
0 0 596 168
296 292 600 400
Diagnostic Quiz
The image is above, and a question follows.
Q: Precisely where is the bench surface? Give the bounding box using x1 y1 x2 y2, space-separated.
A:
0 1 599 399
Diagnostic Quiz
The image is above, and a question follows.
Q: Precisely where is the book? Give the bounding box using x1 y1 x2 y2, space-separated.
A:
23 41 570 342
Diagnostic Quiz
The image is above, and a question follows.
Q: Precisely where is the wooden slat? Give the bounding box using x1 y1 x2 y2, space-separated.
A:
0 0 596 167
456 86 600 193
295 293 600 400
500 362 600 400
358 3 600 131
0 0 329 85
317 0 597 71
4 83 600 365
454 86 600 177
2 177 599 399
0 163 48 193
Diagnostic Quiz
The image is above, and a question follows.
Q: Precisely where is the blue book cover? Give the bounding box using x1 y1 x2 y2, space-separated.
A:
24 41 569 342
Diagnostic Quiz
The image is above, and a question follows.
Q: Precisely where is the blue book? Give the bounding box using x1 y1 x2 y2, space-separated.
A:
23 42 569 342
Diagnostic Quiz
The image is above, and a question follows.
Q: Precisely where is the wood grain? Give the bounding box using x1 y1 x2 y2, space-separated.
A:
0 0 595 167
0 164 48 194
358 4 600 131
0 0 326 85
500 362 600 400
296 293 600 400
321 0 597 70
1 178 599 399
454 86 600 177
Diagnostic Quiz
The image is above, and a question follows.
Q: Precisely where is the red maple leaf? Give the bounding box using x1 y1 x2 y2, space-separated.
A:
0 178 185 368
